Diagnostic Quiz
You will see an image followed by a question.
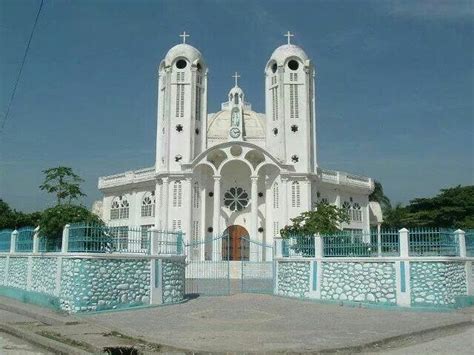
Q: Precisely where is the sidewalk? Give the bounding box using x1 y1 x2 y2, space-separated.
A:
1 294 473 353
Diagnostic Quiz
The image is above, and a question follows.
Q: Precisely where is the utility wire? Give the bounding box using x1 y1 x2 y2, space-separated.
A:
1 0 45 133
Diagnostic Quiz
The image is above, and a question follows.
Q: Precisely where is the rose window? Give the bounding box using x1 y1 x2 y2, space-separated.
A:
223 187 249 211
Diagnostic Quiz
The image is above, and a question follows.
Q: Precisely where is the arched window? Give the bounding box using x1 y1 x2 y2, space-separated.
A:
352 202 362 222
342 201 351 219
273 182 279 209
291 181 300 208
173 181 182 207
110 196 129 220
193 182 200 208
141 191 155 217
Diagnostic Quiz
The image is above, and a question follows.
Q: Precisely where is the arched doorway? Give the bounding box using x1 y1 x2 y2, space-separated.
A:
222 225 249 261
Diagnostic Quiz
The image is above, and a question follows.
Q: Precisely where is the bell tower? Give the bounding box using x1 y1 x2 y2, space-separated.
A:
264 32 317 172
156 33 208 172
228 72 244 141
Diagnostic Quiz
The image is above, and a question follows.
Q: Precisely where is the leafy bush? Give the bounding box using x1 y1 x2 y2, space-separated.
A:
39 204 103 240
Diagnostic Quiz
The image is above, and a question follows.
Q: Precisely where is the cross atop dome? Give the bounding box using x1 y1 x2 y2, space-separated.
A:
232 72 240 87
179 31 190 44
284 31 294 45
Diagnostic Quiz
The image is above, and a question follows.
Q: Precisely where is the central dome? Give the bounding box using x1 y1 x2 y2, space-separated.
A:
207 110 265 139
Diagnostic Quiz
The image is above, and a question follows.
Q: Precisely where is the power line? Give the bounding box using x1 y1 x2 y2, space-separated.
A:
0 0 44 134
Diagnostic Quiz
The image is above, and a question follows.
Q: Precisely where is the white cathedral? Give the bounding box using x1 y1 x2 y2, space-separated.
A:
97 33 378 261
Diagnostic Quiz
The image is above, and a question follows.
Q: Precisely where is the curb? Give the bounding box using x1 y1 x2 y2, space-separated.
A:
317 320 474 354
0 301 74 326
0 323 92 355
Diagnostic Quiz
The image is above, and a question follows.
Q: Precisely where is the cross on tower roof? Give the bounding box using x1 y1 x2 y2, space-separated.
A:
179 31 190 44
232 72 240 87
284 31 294 45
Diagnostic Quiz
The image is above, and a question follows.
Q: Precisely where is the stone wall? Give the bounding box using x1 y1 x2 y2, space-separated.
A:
0 257 6 285
277 261 310 298
162 260 185 304
411 262 466 306
60 258 151 312
321 262 396 304
7 257 28 289
31 257 58 296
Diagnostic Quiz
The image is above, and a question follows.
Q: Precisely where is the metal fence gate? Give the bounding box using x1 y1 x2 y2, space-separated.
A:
185 233 274 297
240 237 274 294
185 234 231 296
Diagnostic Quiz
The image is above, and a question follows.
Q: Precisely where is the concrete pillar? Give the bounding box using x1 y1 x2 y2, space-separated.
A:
61 224 70 253
162 177 170 231
314 234 323 258
377 223 382 257
281 177 288 225
200 178 206 261
455 229 466 257
399 228 409 258
32 226 40 253
212 175 221 260
10 230 18 253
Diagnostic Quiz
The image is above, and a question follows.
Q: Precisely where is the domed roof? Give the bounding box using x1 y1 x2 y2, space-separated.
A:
207 110 265 139
269 44 308 66
164 43 204 66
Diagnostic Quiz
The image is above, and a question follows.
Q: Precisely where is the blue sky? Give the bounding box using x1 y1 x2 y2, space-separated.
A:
0 0 473 212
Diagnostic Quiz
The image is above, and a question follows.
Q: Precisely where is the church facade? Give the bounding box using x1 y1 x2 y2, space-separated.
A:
97 34 376 261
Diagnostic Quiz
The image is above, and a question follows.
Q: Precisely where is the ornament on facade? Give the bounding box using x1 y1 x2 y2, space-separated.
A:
223 187 249 211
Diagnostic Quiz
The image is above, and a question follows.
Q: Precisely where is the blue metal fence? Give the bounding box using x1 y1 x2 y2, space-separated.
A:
38 237 62 252
282 234 315 257
68 223 150 254
0 229 12 252
465 229 474 257
370 228 400 256
16 227 35 252
323 231 376 257
408 227 459 256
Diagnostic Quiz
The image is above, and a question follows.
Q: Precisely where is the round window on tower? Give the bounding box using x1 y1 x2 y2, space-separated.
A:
288 60 299 71
176 59 187 69
271 63 277 73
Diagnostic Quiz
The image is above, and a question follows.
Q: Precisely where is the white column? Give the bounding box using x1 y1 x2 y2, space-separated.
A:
281 177 289 226
10 230 18 253
377 223 382 257
399 228 409 258
162 177 170 231
61 224 70 253
200 179 207 261
455 229 466 257
212 175 221 260
250 176 259 261
154 180 161 228
32 226 40 253
183 178 193 245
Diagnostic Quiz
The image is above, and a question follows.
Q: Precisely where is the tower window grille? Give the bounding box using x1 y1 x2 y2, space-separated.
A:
172 219 182 231
291 182 301 208
273 221 280 237
173 181 182 207
273 182 279 209
272 87 278 121
195 87 201 121
290 84 299 118
193 182 200 208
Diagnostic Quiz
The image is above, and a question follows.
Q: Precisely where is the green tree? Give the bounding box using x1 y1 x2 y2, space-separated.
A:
0 199 42 230
280 202 350 238
369 180 391 213
39 204 102 240
383 185 474 229
39 166 86 205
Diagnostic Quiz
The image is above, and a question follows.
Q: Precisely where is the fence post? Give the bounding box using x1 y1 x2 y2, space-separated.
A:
377 223 382 257
149 227 158 255
10 230 18 253
455 229 466 257
32 226 40 253
399 228 409 257
61 224 70 253
314 234 323 258
274 237 282 258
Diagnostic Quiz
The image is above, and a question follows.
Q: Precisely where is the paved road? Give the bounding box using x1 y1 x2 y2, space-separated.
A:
378 326 474 354
85 293 473 353
0 331 52 354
